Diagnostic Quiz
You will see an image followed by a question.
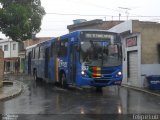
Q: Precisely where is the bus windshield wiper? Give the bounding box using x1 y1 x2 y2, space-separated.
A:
90 40 97 59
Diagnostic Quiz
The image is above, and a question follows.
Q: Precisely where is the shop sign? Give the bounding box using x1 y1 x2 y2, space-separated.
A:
126 36 137 47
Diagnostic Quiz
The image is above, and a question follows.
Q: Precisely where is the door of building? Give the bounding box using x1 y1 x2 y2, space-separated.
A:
127 51 138 86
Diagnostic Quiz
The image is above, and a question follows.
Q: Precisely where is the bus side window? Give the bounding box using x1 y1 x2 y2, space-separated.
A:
32 48 35 59
40 47 45 59
51 43 54 57
38 47 40 58
58 39 68 57
35 47 39 59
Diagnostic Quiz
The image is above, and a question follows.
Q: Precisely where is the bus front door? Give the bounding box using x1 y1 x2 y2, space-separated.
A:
70 44 77 84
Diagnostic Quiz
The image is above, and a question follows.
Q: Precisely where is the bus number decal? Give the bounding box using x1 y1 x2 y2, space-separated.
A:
82 65 89 71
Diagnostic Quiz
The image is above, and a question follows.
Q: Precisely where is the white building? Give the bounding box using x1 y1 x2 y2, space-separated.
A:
0 38 25 73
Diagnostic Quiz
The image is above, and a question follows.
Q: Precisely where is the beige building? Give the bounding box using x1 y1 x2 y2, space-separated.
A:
109 20 160 87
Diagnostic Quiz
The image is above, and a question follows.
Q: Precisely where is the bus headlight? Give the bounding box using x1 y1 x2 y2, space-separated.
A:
81 71 85 75
81 70 88 77
117 71 122 76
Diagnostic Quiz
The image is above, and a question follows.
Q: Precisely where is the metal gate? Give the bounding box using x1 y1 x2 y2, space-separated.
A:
127 51 138 86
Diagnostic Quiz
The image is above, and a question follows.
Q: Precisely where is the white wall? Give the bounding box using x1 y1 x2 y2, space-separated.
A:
141 64 160 76
0 32 7 39
122 33 142 87
0 39 19 58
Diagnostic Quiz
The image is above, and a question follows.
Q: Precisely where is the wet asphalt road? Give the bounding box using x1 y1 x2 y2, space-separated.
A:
0 76 160 120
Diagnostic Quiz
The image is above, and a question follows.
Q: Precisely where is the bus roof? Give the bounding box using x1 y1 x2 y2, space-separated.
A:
57 29 119 41
60 30 119 38
70 29 119 34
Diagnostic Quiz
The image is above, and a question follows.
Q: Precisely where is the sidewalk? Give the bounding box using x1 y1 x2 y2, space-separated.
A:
122 84 160 97
0 80 23 101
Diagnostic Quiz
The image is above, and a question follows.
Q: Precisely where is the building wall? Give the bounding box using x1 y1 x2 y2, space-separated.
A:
122 33 142 87
133 21 160 64
133 21 160 77
0 39 19 58
0 39 20 73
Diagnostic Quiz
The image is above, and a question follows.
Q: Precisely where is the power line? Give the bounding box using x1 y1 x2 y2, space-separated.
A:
46 12 160 18
46 12 112 17
119 7 131 20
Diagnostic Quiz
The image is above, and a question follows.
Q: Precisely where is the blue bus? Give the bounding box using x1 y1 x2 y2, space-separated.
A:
25 30 122 89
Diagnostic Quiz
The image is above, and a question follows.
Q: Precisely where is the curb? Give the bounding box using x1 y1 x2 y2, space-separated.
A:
0 81 23 101
121 84 160 97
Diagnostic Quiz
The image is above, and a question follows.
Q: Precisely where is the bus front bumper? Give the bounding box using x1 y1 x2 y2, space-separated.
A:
77 77 122 87
90 78 122 87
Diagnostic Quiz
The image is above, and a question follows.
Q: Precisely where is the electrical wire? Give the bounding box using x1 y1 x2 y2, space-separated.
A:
46 12 160 18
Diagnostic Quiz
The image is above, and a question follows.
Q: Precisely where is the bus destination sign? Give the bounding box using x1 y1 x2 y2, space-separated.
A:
80 31 115 41
85 33 113 39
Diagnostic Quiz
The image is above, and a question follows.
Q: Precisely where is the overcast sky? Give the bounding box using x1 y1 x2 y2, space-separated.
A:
1 0 160 38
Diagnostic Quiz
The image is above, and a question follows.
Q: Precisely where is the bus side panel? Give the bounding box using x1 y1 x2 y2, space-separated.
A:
76 63 91 86
37 58 45 79
49 43 55 82
50 56 58 82
41 45 47 80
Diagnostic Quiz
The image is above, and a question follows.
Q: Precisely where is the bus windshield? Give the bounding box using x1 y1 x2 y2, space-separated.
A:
80 41 122 67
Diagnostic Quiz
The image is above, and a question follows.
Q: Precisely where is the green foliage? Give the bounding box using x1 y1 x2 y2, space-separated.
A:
0 0 45 41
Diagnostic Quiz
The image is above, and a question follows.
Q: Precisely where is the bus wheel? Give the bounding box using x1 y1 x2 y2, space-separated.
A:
61 73 68 88
96 87 102 92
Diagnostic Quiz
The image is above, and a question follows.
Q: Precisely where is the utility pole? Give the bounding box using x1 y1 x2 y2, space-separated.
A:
119 7 131 20
119 13 121 21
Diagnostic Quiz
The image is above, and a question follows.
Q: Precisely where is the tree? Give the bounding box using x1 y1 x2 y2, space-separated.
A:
0 0 45 41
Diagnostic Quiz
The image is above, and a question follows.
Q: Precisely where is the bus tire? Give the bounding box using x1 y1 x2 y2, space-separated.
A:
60 73 68 88
96 87 102 92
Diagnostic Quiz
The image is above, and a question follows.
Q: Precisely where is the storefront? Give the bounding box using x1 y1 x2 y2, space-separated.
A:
4 57 20 73
122 33 142 87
